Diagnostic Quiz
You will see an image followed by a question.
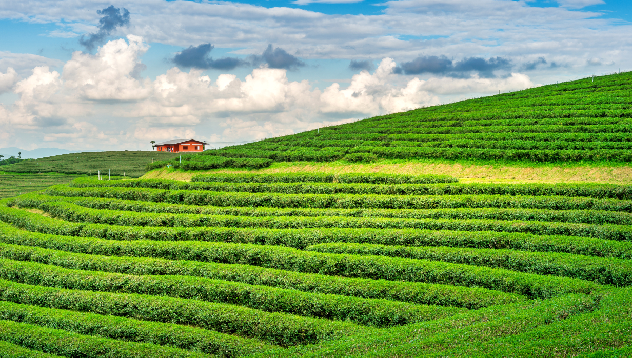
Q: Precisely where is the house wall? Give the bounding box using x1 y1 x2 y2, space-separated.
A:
154 141 204 153
176 141 205 152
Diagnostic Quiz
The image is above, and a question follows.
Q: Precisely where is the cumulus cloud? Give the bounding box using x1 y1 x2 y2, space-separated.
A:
171 44 247 70
252 45 305 70
321 58 440 114
10 66 82 130
80 5 130 51
64 35 151 101
0 52 64 77
0 36 535 150
0 67 18 94
349 60 374 71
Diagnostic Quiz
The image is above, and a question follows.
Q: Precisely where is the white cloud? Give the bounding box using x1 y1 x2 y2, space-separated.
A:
555 0 605 9
0 51 64 77
0 36 536 150
320 58 440 114
293 0 362 5
0 67 18 94
133 127 196 143
63 35 151 101
418 73 534 94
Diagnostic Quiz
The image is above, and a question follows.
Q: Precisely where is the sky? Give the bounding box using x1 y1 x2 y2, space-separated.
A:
0 0 630 151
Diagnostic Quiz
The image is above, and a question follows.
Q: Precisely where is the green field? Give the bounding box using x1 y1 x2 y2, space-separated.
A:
0 172 84 199
0 173 629 356
3 151 179 178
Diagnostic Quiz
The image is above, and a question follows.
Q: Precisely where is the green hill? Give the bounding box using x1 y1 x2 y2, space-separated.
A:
4 151 178 177
0 75 631 357
153 72 632 171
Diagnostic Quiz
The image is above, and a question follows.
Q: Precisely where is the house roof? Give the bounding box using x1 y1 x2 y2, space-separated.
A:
153 139 208 146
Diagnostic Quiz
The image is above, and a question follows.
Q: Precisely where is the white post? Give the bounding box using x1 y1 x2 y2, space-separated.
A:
98 170 100 180
108 169 110 181
180 155 182 164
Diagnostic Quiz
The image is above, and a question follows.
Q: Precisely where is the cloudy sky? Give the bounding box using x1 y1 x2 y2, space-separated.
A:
0 0 630 151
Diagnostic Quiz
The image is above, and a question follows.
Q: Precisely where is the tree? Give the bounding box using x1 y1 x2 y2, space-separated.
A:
0 155 4 160
17 152 21 159
150 141 156 150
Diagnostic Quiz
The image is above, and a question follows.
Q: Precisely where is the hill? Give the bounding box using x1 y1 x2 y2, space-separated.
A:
0 173 630 356
151 72 632 172
3 151 179 178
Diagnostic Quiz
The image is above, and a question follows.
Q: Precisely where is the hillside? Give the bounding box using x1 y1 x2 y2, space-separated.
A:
152 72 632 172
0 75 631 357
3 151 179 178
0 173 630 356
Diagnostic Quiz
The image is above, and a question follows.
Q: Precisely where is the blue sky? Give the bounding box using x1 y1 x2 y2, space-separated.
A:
0 0 630 151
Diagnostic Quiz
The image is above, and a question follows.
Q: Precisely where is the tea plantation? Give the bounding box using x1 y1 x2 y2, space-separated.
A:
0 172 630 356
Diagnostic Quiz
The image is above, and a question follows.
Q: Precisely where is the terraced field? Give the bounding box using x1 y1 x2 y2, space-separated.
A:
150 72 632 171
0 172 84 199
0 172 630 356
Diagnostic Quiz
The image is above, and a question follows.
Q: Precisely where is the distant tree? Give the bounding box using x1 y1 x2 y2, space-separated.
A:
0 155 3 160
150 141 156 150
17 152 21 159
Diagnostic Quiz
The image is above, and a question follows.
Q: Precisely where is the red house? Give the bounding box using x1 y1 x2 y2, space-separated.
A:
153 139 208 153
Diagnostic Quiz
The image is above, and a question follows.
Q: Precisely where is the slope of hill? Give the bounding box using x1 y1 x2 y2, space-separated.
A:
152 72 632 172
0 174 630 356
3 151 179 178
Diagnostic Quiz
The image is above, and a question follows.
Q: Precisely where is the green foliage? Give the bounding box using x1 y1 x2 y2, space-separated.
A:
0 156 25 166
26 200 632 241
0 339 62 358
305 242 632 286
0 258 464 328
191 172 459 184
342 153 378 163
0 220 601 298
72 177 632 200
0 238 524 310
0 300 269 357
0 278 361 347
0 319 205 357
4 203 632 261
45 184 632 212
147 155 273 171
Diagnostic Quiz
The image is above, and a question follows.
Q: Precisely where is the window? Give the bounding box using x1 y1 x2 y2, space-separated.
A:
183 146 189 150
195 146 199 150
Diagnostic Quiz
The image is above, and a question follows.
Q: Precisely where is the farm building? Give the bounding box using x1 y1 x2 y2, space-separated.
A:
153 139 208 153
